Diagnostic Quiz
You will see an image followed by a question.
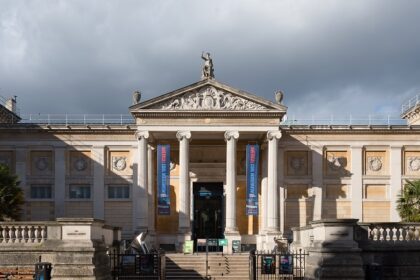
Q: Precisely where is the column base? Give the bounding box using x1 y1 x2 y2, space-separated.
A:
224 229 241 254
176 230 192 253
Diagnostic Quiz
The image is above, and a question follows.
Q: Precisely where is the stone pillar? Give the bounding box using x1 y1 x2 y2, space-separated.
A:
266 130 282 233
224 130 239 234
390 145 402 222
260 145 268 233
147 144 156 235
303 219 364 280
92 146 105 220
351 146 363 220
15 147 27 220
177 131 192 233
134 131 149 233
54 147 66 218
312 146 323 221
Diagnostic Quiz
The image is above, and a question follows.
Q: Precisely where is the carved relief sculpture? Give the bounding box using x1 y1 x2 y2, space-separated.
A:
112 157 127 171
326 152 349 176
35 157 49 171
156 86 266 111
73 157 88 172
368 156 383 172
290 157 304 171
408 157 420 172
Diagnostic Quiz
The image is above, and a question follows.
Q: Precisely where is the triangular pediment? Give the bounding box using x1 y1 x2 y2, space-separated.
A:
130 79 287 113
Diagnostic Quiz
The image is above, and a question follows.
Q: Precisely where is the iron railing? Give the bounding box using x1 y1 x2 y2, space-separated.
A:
109 249 166 279
402 94 420 115
249 249 307 280
19 114 135 125
281 115 406 126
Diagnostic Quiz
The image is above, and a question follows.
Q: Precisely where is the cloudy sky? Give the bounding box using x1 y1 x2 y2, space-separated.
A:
1 0 420 119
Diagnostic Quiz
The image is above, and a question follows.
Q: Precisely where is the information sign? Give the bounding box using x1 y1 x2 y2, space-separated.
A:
218 239 228 246
261 255 276 274
183 240 194 254
280 255 293 274
232 240 241 253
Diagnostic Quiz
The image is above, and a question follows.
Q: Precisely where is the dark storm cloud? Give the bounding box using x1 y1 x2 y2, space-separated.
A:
1 0 420 119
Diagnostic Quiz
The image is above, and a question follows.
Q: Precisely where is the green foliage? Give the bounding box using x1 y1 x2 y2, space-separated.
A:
397 180 420 222
0 164 23 221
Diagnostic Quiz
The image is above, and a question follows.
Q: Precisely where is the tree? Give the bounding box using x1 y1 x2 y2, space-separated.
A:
0 164 23 221
397 180 420 222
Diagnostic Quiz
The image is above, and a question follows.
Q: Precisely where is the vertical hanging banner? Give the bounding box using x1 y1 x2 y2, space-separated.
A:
157 144 171 215
246 144 259 215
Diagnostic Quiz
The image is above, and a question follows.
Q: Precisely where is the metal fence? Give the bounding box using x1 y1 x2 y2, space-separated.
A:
109 249 166 280
281 115 406 126
249 249 307 280
19 114 135 125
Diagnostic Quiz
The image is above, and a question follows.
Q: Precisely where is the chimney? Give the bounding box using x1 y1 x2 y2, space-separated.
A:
5 96 16 114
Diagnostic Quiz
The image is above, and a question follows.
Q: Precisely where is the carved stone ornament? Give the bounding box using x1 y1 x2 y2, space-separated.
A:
35 157 49 171
290 157 304 171
327 154 346 171
73 157 88 171
155 86 267 111
408 157 420 172
112 157 127 171
368 157 383 172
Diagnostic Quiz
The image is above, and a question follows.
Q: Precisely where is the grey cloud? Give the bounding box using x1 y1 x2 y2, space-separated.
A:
1 0 419 119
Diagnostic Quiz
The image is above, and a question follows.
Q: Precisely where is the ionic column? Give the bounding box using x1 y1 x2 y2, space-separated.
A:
266 130 282 232
135 131 149 232
177 131 192 233
224 130 239 233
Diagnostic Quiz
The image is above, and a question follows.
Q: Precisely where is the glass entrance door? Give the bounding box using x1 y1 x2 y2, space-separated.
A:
193 182 224 250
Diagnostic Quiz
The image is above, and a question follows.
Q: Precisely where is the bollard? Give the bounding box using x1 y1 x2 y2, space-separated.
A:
34 261 52 280
366 263 383 280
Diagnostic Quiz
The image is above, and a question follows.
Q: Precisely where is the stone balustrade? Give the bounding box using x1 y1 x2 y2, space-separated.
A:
0 223 48 244
361 223 420 242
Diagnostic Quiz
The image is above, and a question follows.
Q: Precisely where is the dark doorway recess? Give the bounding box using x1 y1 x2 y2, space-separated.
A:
192 182 224 251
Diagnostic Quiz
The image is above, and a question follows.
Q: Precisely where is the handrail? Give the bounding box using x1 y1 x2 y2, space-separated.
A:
402 94 420 115
282 114 406 126
19 114 135 125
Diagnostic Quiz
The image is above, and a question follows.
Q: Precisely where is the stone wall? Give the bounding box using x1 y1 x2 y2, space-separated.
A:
0 218 120 279
292 219 420 280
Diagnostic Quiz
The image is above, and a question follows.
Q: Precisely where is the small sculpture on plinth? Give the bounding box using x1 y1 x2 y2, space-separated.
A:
275 90 284 104
132 91 141 105
273 235 289 252
201 52 214 80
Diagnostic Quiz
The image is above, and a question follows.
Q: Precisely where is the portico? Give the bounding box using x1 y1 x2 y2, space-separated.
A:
130 78 287 251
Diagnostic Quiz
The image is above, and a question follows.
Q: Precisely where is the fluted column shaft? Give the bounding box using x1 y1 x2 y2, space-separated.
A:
266 130 282 232
225 130 239 233
177 131 192 232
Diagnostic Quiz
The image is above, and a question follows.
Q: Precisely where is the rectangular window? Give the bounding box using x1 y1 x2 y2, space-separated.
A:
108 185 130 199
30 184 52 199
69 184 91 199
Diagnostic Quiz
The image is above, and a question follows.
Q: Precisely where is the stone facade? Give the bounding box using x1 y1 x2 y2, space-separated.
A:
0 78 418 252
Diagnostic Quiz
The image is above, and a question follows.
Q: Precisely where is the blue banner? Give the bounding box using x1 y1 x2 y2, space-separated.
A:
246 144 259 215
157 144 170 215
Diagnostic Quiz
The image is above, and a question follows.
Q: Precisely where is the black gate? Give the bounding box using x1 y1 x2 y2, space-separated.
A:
249 249 307 280
109 249 166 279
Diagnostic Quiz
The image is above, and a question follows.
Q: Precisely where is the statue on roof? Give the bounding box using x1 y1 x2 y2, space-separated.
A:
132 91 141 105
201 52 214 80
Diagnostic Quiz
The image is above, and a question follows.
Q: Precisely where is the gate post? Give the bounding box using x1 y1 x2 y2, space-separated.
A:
249 249 257 280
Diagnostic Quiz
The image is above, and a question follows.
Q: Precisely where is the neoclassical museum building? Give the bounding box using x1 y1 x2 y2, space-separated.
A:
1 61 420 251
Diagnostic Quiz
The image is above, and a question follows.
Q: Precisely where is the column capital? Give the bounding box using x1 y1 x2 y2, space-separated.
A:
267 130 282 141
136 130 150 140
176 131 192 141
224 130 239 141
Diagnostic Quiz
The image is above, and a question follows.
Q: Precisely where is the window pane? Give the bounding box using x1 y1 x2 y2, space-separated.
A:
70 185 91 199
108 185 129 199
30 185 52 199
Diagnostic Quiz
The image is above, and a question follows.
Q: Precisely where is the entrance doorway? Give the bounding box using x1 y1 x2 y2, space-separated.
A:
192 182 224 249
